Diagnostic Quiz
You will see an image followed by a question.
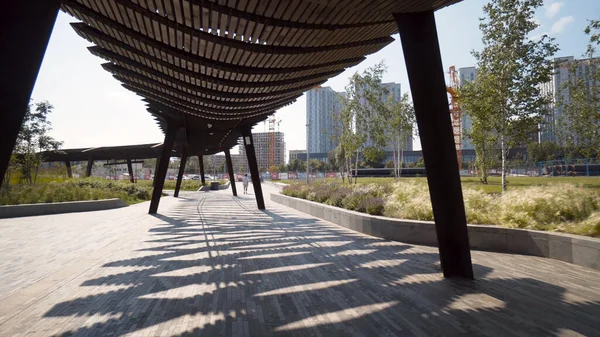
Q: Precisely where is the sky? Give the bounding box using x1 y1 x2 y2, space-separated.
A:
31 0 600 158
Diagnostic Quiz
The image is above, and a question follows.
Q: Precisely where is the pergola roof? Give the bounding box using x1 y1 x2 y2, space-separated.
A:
61 0 459 155
41 143 182 162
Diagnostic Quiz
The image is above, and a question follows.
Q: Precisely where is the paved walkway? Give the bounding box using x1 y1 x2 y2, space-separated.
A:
0 183 599 337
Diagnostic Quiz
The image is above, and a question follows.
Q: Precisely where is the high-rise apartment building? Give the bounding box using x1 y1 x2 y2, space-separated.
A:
238 131 286 171
306 86 344 154
381 82 413 151
539 56 600 144
288 150 306 163
458 66 477 150
360 82 413 152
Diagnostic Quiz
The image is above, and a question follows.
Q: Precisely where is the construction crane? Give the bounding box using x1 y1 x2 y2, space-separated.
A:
446 66 462 170
267 116 281 169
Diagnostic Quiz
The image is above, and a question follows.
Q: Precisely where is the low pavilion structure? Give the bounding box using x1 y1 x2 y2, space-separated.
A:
1 0 472 278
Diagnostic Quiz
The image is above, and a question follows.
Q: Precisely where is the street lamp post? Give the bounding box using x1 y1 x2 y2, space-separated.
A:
306 122 309 184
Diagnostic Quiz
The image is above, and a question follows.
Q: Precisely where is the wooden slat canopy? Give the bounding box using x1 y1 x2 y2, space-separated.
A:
60 0 459 155
2 0 474 277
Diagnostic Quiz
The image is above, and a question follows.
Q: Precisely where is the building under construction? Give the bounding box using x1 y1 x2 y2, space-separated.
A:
238 132 286 172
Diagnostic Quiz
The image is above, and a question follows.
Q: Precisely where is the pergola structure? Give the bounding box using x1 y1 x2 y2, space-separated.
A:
1 1 473 278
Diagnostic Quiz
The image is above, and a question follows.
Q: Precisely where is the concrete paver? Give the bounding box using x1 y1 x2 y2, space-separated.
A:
0 183 599 336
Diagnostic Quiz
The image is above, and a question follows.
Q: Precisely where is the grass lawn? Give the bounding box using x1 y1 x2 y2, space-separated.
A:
280 176 600 194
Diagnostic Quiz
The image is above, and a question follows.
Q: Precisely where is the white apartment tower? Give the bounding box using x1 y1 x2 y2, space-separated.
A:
359 82 413 151
539 56 600 144
306 86 344 154
381 82 413 152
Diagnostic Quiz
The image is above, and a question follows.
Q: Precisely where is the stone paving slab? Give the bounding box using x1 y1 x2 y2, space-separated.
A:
0 184 599 336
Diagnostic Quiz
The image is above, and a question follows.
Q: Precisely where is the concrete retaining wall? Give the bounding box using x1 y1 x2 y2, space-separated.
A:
0 198 128 219
272 193 600 271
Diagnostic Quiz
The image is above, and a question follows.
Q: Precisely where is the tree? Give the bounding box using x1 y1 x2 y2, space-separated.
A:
327 150 339 172
334 145 346 183
309 159 321 173
461 98 499 184
143 158 157 169
336 62 388 184
557 20 600 159
382 93 415 179
527 141 561 163
7 101 63 185
362 146 385 168
286 158 305 172
277 163 287 173
461 0 558 191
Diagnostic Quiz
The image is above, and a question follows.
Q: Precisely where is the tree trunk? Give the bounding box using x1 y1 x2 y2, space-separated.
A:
354 149 359 184
501 135 507 192
399 144 404 179
392 140 398 180
345 155 351 185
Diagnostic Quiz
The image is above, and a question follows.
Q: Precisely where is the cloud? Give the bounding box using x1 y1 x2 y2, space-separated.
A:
545 2 563 18
530 32 547 41
551 16 574 33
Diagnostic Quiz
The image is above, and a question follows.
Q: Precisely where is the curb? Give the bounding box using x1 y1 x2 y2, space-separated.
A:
271 193 600 271
0 198 128 219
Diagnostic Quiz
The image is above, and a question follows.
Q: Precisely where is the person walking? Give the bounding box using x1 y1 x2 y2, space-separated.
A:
242 173 249 194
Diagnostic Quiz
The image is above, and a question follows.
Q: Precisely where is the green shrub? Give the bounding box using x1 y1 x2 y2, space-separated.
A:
0 178 154 205
280 180 600 237
342 191 368 212
361 196 385 215
341 185 384 214
282 184 310 199
496 184 598 229
325 186 351 207
384 181 434 221
462 188 497 224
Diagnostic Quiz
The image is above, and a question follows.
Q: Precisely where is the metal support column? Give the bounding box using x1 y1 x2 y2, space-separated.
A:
127 159 135 183
394 11 473 279
149 123 178 214
86 158 94 177
0 1 62 187
65 161 73 178
174 147 188 198
241 126 265 209
225 149 237 197
199 156 206 185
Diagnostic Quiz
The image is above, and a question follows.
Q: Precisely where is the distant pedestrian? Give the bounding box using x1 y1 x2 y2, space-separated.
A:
242 174 249 194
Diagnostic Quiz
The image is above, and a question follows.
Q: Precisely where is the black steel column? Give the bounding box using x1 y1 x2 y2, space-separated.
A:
0 1 62 187
241 126 265 209
65 161 73 178
86 158 94 177
174 147 188 198
394 11 473 279
224 149 237 197
199 156 206 185
149 123 178 214
127 159 135 183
